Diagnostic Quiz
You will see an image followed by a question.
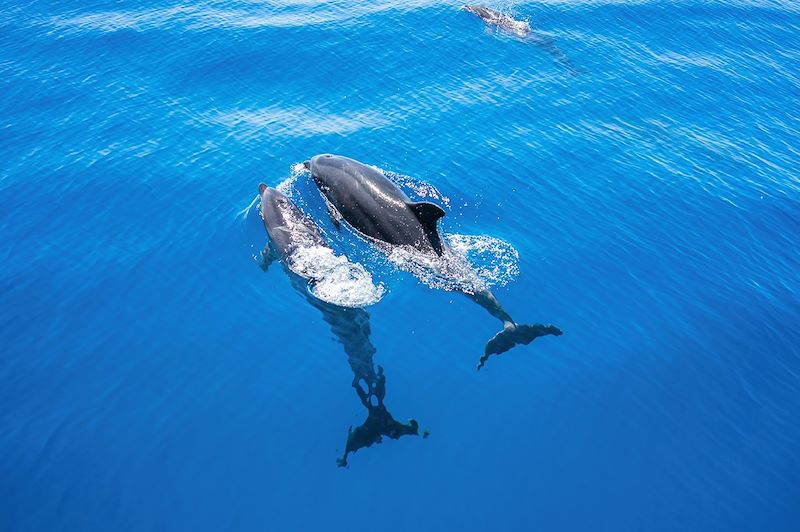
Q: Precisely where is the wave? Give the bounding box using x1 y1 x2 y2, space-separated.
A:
42 0 450 34
206 106 392 138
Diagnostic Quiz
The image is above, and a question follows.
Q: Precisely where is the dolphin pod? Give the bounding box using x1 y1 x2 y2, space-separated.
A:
258 185 423 467
255 5 571 465
305 154 562 370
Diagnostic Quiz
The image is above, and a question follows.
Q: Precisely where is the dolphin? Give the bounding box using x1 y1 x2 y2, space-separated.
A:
462 4 532 37
461 4 580 74
303 156 562 370
302 157 446 256
257 184 423 466
258 184 329 266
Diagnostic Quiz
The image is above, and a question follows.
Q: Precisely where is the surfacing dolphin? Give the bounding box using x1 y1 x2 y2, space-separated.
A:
461 4 579 74
462 4 532 37
258 184 423 466
303 155 562 370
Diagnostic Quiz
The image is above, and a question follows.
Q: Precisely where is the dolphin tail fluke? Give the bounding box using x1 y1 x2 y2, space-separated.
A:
477 323 562 370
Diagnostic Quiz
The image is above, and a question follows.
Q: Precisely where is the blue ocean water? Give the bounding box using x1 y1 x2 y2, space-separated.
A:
2 0 800 530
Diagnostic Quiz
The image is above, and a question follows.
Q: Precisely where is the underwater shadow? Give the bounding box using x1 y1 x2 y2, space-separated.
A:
298 290 427 468
255 185 424 467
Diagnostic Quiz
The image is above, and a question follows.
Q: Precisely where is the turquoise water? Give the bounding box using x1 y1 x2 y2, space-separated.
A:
2 1 799 530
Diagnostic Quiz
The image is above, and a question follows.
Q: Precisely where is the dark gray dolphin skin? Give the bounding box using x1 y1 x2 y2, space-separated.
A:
303 156 563 370
258 184 328 263
461 4 579 74
302 156 446 256
258 184 423 466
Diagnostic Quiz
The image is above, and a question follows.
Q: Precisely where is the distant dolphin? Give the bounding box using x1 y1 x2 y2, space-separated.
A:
303 156 562 370
461 4 580 74
258 184 422 466
462 4 532 38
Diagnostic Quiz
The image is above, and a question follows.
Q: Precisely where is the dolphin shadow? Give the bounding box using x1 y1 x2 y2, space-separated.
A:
256 185 423 467
521 31 584 76
296 281 425 468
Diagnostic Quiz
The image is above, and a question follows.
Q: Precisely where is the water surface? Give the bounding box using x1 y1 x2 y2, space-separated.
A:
2 1 799 530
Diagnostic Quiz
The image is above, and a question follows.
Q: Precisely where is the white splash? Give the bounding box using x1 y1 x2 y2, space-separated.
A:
288 245 385 308
275 163 308 197
381 169 451 208
384 234 519 295
446 234 520 287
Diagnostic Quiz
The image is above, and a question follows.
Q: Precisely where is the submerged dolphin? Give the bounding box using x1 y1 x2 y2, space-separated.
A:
257 184 423 466
303 155 562 369
462 4 532 37
461 4 579 74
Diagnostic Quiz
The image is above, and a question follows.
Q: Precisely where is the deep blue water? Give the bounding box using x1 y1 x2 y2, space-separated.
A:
2 1 800 530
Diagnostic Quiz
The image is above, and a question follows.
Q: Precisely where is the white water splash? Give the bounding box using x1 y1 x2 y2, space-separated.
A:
446 234 520 286
381 169 451 208
384 234 519 295
275 163 307 197
287 245 385 308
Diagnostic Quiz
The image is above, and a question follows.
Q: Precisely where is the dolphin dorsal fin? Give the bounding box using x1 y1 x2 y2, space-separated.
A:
407 201 445 230
407 201 446 255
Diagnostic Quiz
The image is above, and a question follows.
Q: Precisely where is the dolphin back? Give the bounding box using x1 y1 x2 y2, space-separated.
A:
258 183 328 259
308 155 447 256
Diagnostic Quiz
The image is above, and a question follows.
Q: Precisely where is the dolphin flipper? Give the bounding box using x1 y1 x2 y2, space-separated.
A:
259 242 278 271
326 201 342 230
477 323 562 370
322 194 342 230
